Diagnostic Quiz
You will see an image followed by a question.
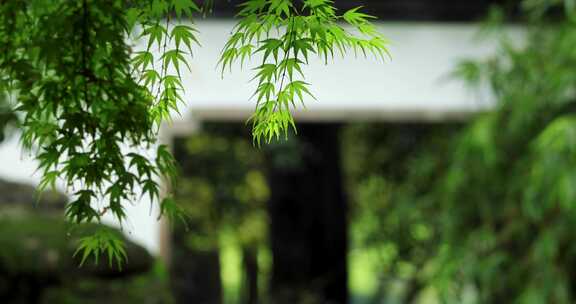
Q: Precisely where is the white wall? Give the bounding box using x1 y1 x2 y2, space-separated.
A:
178 21 516 121
0 21 518 255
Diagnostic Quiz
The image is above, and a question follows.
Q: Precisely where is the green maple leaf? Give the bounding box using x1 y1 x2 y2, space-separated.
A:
172 0 201 19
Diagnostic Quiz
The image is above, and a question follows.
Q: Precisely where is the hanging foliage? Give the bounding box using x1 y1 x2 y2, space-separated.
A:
0 0 386 265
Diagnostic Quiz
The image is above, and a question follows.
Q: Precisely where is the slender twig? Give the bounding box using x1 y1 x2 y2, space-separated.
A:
273 15 297 113
82 0 90 110
154 14 171 103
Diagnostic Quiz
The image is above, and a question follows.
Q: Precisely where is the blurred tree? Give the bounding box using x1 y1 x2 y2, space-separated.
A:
345 1 576 303
173 123 350 303
342 123 461 303
430 1 576 301
172 124 269 304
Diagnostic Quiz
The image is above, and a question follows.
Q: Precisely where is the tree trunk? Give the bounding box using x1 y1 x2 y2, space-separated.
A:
170 229 222 304
265 123 348 304
242 246 259 304
171 136 223 304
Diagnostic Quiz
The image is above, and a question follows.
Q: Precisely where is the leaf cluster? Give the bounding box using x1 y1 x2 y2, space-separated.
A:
219 0 388 144
0 0 200 265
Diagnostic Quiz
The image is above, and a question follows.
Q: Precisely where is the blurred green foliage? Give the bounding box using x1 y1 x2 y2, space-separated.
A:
40 262 174 304
345 1 576 303
173 124 271 302
176 125 269 250
343 123 462 303
0 91 17 143
0 214 172 303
